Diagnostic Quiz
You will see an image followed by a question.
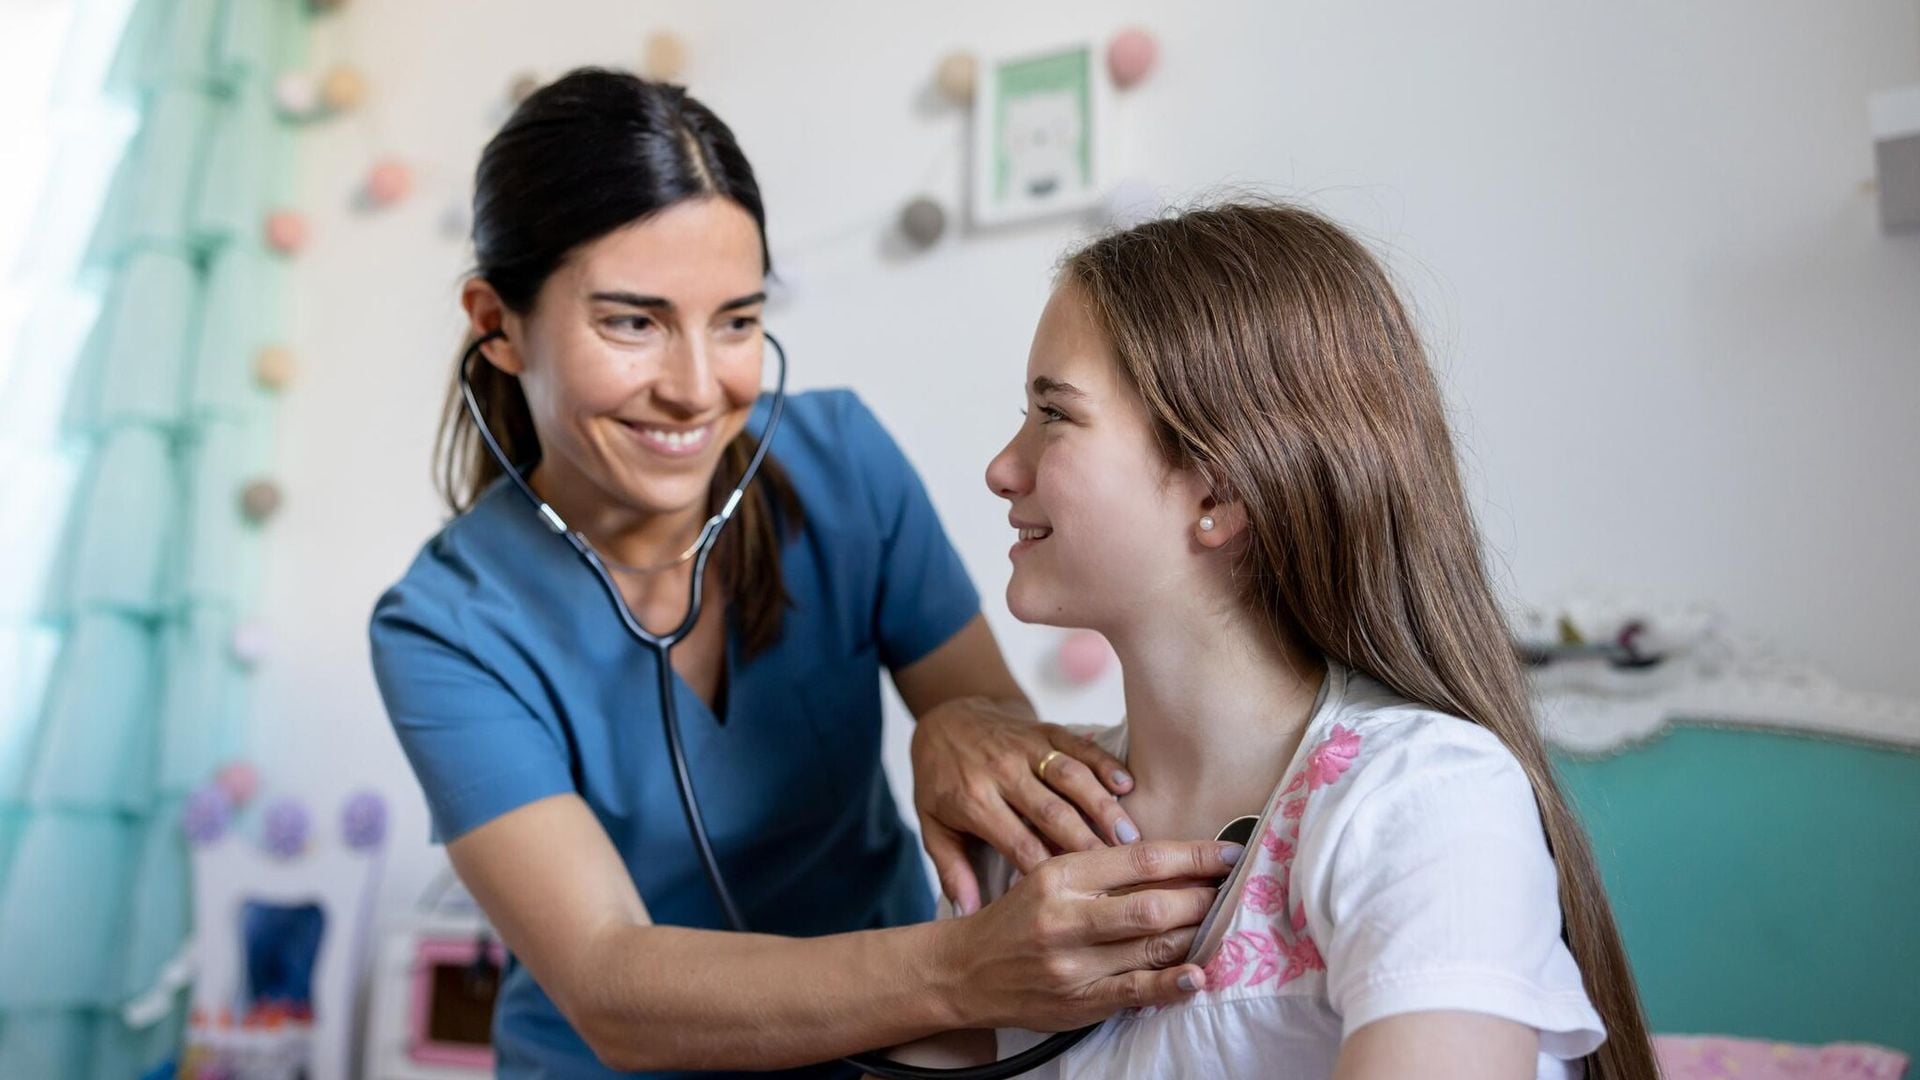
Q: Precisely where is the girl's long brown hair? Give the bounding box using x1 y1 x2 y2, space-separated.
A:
1064 201 1657 1078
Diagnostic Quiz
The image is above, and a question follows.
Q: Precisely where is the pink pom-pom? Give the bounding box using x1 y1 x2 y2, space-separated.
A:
365 159 411 207
215 761 259 808
1107 28 1159 89
264 210 307 254
1055 630 1114 686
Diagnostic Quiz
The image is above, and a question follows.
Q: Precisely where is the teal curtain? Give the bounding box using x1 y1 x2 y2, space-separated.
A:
0 1 307 1075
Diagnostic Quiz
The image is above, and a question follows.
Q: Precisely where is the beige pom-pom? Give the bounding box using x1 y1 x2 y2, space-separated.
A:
253 346 296 391
321 65 367 112
935 52 976 105
643 32 688 81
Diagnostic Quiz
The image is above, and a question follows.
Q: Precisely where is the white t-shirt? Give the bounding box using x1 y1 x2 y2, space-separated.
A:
973 662 1605 1079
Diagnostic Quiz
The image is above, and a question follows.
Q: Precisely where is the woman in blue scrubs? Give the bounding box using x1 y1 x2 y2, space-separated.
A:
369 70 1239 1079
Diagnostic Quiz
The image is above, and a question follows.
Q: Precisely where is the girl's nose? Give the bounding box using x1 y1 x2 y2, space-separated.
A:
986 433 1031 500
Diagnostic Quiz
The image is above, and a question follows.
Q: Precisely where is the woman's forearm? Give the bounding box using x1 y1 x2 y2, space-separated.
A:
564 917 972 1072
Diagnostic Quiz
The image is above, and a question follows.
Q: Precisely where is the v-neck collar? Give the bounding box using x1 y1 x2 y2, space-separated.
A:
668 616 737 727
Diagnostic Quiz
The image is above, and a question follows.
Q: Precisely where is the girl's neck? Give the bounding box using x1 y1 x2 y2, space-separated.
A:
1107 608 1324 843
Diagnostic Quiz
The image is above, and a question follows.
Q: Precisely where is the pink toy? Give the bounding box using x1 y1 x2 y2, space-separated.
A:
1107 28 1159 89
1055 630 1113 686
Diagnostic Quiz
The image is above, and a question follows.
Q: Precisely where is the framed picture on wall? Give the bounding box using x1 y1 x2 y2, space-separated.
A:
970 41 1107 226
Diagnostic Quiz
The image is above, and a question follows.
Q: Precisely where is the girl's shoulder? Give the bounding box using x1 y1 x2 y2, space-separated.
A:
1306 667 1534 817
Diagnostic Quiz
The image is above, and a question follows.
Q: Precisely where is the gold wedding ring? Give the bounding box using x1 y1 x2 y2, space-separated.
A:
1034 749 1066 783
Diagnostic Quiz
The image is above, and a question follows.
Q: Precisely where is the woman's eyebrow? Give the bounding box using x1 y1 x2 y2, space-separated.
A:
718 291 767 312
590 290 671 310
1031 376 1088 400
587 290 767 312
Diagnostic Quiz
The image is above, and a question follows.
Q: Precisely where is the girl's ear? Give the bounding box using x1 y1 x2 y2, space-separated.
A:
461 278 525 375
1196 493 1248 549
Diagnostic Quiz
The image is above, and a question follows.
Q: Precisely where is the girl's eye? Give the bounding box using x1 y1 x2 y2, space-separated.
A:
1036 404 1068 424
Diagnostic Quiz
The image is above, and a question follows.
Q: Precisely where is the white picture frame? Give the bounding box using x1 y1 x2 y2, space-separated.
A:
970 40 1108 227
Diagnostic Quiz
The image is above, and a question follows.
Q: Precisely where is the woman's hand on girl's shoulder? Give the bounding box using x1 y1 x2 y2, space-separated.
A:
911 696 1139 913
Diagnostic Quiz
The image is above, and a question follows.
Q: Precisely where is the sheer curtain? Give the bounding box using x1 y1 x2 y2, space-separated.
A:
0 1 305 1075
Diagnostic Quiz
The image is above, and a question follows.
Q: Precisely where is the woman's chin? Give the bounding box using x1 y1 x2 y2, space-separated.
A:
600 475 712 521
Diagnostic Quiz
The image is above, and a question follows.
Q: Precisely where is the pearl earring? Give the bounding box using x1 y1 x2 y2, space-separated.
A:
1199 515 1216 532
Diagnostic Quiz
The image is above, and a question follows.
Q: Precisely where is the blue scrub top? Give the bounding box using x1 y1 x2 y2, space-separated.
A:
370 390 979 1079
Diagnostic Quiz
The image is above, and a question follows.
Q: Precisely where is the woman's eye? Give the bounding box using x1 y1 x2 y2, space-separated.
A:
607 315 654 334
725 315 760 333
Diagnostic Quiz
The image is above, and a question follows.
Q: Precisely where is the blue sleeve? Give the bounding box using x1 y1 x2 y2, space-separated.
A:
836 393 982 669
369 591 575 842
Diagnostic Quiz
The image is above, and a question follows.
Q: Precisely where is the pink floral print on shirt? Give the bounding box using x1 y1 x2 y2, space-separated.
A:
1203 930 1251 989
1214 723 1367 993
1259 830 1293 861
1303 724 1362 789
1243 874 1288 915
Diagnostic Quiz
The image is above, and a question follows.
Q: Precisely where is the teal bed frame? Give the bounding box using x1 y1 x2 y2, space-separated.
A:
1553 715 1919 1059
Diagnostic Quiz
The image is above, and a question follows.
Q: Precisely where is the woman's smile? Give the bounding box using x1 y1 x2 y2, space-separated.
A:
617 418 718 459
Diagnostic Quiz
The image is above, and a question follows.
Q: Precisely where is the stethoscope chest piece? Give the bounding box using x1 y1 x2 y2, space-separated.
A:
1186 814 1264 971
1215 814 1260 847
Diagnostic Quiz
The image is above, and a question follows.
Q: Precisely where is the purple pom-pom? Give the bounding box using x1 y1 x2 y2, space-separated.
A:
341 790 387 851
182 786 233 846
262 798 311 858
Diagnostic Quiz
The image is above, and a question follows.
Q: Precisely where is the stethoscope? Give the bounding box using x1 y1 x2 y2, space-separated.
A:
458 328 1095 1078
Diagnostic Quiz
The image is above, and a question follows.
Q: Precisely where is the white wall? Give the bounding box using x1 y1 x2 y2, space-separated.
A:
265 0 1920 927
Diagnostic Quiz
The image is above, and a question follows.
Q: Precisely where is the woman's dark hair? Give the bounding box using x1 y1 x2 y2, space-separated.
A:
435 68 802 655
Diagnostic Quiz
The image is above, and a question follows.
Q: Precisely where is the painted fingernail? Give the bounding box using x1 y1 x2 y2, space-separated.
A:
1112 770 1134 788
1220 842 1245 866
1177 972 1201 992
1115 818 1141 844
